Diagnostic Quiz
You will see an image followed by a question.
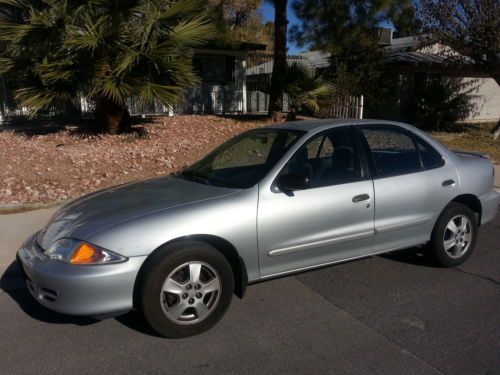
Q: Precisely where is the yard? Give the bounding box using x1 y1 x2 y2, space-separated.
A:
0 116 268 207
431 122 500 163
0 116 498 208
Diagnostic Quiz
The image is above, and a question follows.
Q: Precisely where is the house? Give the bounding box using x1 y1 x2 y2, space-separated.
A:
242 30 500 123
0 41 267 122
244 51 331 114
179 42 266 115
382 33 500 123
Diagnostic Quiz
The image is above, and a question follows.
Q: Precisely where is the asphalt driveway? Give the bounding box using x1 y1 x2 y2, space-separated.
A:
0 209 498 374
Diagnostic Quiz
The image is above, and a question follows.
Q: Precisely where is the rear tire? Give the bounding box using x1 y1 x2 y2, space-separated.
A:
428 203 477 267
137 241 234 338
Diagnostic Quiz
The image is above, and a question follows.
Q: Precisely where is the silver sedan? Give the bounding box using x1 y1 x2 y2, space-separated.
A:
17 119 499 338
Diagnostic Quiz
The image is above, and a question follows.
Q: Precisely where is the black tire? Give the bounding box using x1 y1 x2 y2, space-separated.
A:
137 241 234 338
428 202 478 267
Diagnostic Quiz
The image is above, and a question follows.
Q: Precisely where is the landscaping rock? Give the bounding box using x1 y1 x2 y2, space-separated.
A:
0 115 268 205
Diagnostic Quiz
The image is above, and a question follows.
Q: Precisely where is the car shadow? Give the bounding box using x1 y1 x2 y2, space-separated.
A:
1 261 99 326
114 311 162 338
1 246 440 336
0 260 161 336
378 246 441 268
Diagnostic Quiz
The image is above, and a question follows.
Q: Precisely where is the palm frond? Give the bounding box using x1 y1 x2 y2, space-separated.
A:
0 0 27 9
1 0 214 116
169 17 216 47
0 22 33 41
158 0 205 22
136 81 182 108
0 57 15 74
65 15 108 51
284 62 335 114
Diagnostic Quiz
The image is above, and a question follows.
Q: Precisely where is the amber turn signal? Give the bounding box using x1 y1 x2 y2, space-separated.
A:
70 243 104 264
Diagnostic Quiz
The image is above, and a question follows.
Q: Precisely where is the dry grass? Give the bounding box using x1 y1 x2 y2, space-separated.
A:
430 122 500 163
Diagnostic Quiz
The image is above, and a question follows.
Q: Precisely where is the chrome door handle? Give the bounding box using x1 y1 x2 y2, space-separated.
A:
352 194 370 203
442 179 455 187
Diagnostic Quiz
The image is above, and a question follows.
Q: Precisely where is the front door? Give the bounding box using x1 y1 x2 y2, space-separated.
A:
257 126 375 277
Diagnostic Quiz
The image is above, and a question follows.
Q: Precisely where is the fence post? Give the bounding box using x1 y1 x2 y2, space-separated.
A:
359 95 364 119
242 59 247 114
0 78 6 124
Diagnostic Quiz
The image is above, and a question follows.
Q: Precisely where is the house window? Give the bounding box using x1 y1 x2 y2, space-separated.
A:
192 56 236 83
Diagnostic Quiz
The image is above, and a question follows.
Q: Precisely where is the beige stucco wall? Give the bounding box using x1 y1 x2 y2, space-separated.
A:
463 77 500 122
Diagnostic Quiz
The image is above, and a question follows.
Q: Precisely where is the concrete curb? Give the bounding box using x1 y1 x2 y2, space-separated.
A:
0 199 69 215
494 165 500 191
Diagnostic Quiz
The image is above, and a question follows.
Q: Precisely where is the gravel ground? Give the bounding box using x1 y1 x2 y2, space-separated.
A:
0 115 267 205
2 116 498 205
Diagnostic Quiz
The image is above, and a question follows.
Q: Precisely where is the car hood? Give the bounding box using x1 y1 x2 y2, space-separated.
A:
37 175 239 250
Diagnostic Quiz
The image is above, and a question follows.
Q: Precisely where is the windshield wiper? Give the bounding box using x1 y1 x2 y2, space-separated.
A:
192 174 212 186
176 169 213 186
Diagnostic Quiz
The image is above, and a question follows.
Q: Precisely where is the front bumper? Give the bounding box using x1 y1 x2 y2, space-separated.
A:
480 190 500 226
17 233 147 316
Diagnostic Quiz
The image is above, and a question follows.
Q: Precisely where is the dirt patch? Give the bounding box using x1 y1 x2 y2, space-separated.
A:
0 115 268 205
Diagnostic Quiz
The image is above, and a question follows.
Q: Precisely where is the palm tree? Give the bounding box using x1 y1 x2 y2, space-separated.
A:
0 0 214 133
283 62 334 119
267 0 287 122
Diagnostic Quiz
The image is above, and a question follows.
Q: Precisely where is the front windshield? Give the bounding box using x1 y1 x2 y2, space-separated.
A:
177 129 304 188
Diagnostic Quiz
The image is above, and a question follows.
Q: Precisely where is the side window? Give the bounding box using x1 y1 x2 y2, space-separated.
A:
285 127 362 187
415 137 445 170
361 127 422 177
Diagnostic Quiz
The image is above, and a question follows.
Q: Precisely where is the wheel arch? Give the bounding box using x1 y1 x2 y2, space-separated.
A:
133 235 248 310
449 194 482 226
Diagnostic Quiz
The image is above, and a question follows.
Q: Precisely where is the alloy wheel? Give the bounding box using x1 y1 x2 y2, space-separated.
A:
160 261 221 325
443 215 473 259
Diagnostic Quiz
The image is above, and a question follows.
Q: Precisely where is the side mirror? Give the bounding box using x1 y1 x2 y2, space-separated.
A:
278 172 310 192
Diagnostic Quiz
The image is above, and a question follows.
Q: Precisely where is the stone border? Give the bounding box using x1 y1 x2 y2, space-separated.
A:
0 199 70 215
494 165 500 190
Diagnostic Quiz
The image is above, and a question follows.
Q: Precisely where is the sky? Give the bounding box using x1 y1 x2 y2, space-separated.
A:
259 3 396 55
259 2 305 54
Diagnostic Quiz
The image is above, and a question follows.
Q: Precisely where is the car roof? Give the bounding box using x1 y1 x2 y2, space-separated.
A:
266 118 410 132
265 118 457 162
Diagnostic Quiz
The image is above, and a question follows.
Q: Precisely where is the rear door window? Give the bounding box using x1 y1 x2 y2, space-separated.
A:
361 126 423 177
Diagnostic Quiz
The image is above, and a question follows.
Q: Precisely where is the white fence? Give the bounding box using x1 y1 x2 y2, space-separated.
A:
323 95 364 119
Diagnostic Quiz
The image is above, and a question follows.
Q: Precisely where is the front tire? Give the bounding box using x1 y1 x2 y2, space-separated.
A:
428 202 477 267
137 241 234 338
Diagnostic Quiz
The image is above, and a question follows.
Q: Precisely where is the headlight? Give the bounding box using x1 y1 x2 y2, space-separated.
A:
46 238 127 265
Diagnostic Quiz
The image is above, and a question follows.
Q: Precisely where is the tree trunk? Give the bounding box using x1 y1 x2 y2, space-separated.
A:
268 0 287 123
94 97 131 134
492 119 500 140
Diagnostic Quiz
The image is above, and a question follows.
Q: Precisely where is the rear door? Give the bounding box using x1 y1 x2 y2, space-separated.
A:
358 124 459 253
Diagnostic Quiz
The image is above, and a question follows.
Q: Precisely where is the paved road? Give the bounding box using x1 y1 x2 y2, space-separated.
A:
0 209 499 374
